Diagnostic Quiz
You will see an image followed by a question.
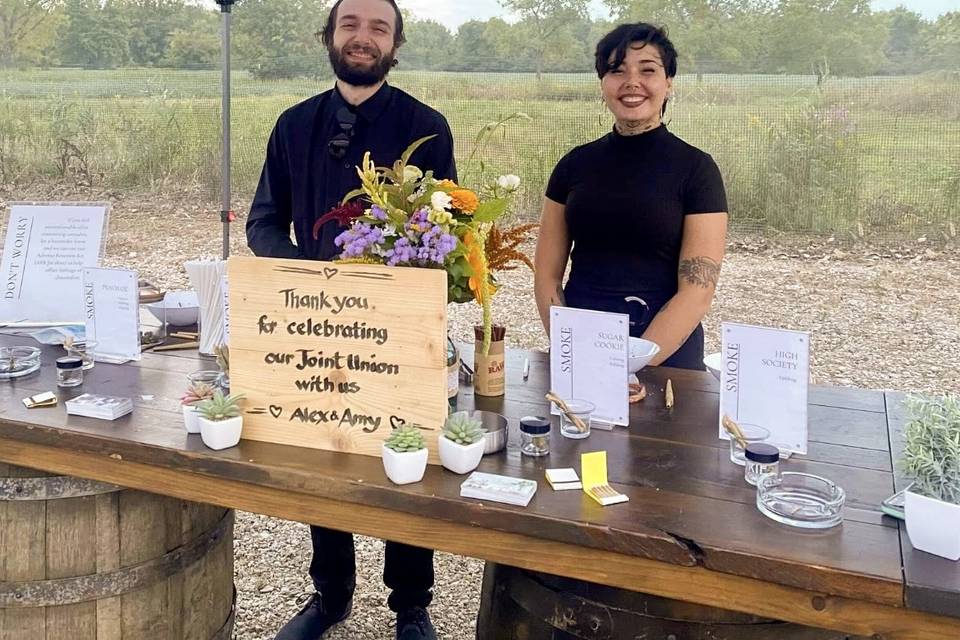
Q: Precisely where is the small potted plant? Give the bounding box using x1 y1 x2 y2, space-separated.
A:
439 412 486 474
196 390 245 451
902 393 960 560
382 426 429 485
180 382 215 433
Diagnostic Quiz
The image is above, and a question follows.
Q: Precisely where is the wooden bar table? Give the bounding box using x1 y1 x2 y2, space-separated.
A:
0 337 958 639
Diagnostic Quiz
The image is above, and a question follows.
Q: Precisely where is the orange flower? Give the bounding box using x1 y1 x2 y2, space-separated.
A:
438 179 458 189
465 231 495 304
450 189 479 213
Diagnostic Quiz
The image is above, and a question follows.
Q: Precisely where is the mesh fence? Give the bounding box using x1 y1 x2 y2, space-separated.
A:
1 65 958 240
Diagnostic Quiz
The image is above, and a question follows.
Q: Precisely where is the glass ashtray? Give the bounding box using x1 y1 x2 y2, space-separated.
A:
756 472 845 529
0 346 42 379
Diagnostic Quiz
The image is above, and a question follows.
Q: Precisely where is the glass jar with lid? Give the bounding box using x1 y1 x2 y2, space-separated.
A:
520 416 551 457
745 443 780 486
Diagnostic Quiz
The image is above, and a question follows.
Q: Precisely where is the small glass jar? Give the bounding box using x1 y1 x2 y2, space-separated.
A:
745 443 780 486
56 356 84 387
65 340 98 370
559 399 594 440
520 416 551 457
729 423 771 466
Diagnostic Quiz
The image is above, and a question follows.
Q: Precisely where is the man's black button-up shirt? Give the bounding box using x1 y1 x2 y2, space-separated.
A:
246 83 457 261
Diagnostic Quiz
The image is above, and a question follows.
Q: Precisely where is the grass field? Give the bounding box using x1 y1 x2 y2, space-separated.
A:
1 68 957 238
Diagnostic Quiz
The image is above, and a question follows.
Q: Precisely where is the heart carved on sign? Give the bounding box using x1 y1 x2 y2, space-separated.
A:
269 405 283 419
323 267 338 279
389 415 406 430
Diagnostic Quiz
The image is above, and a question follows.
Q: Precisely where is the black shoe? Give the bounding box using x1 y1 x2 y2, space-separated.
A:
274 593 351 640
396 606 437 640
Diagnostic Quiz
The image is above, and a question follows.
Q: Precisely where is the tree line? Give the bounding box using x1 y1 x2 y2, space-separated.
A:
2 0 957 77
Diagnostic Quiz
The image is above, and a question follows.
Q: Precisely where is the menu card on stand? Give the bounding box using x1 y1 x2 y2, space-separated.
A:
0 203 109 322
719 322 810 454
83 268 141 363
549 306 629 427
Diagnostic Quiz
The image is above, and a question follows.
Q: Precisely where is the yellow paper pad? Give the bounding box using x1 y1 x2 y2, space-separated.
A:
580 451 629 506
581 451 608 490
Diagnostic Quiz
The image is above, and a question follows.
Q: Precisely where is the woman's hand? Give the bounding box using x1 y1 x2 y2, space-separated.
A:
642 212 728 365
533 197 572 334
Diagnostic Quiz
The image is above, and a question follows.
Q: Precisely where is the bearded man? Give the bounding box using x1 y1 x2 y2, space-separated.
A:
246 1 455 638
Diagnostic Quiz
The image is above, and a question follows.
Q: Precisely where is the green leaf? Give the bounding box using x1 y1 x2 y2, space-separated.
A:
400 135 437 166
340 188 366 205
471 198 509 223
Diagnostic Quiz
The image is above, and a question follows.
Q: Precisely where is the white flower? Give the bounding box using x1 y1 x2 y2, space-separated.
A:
497 174 521 191
403 165 423 182
431 191 453 211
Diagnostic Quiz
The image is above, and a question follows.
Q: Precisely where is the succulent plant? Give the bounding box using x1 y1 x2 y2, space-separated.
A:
181 382 215 407
902 394 960 505
384 426 426 453
196 391 245 422
442 413 485 446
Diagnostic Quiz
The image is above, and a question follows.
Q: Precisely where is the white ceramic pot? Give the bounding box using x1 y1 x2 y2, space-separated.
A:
381 444 428 485
182 404 201 434
905 490 960 561
199 416 243 451
439 437 485 475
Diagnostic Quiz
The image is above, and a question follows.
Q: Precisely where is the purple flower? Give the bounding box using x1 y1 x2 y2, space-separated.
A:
335 222 384 258
370 205 388 221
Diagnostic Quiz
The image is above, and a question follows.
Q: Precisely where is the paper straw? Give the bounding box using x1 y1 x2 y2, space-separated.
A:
185 259 226 356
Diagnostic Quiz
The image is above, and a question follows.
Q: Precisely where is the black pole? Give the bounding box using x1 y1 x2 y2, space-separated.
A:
215 0 235 260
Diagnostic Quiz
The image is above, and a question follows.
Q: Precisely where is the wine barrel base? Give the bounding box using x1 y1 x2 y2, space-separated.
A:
1 464 235 639
477 562 868 640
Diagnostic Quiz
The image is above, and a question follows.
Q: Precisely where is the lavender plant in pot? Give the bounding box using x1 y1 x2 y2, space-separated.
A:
439 412 486 474
902 394 960 560
382 426 428 485
180 382 215 434
196 391 245 451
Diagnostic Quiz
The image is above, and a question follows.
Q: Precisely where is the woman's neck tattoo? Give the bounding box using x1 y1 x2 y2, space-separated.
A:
616 120 660 136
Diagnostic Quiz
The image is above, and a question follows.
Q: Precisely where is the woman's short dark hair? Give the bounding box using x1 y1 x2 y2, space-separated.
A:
595 23 678 79
321 0 407 49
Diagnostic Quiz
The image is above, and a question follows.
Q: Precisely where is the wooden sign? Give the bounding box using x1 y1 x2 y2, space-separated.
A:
227 257 448 463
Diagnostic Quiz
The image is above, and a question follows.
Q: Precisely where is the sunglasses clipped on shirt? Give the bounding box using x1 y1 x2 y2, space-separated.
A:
328 107 357 160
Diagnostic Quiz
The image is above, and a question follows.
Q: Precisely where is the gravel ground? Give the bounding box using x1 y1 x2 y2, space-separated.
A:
3 184 958 639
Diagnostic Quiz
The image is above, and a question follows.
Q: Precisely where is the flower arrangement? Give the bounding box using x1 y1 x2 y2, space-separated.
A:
317 117 535 354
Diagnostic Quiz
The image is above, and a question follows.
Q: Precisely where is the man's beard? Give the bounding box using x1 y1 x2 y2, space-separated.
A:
328 44 395 87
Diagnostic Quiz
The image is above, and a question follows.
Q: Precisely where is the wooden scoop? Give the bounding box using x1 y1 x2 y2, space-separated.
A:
545 391 589 434
722 415 749 449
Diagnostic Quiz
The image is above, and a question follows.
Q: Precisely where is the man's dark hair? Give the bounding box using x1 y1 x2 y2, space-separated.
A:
321 0 407 50
595 23 678 80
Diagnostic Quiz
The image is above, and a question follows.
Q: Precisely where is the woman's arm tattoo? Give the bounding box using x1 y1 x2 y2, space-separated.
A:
678 256 721 289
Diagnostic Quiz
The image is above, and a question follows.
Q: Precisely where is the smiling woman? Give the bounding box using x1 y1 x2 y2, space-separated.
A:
534 22 729 371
